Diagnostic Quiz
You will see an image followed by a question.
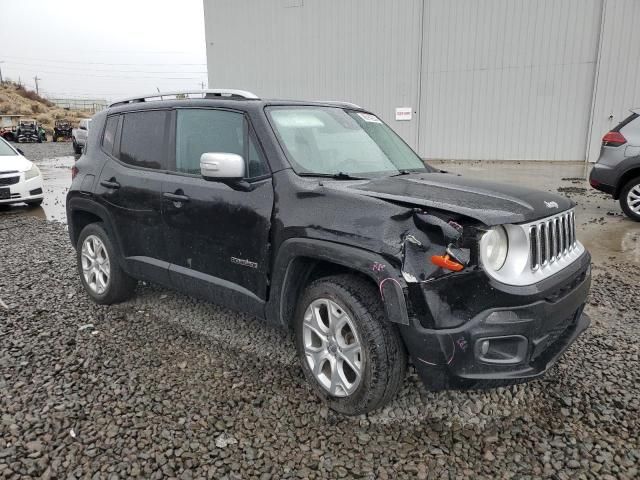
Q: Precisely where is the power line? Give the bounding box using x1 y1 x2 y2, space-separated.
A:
0 54 206 67
3 68 205 81
5 61 207 75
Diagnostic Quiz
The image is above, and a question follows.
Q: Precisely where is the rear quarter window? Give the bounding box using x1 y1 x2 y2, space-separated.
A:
102 116 119 155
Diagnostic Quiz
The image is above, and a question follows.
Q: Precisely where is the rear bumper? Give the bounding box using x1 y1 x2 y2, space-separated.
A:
589 163 616 196
400 252 591 390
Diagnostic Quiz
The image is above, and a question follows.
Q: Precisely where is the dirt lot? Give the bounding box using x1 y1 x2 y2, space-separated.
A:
0 144 638 478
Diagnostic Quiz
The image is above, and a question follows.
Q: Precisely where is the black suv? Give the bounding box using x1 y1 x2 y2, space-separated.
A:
67 90 591 415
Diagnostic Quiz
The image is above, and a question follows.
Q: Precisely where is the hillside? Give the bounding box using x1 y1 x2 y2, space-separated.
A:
0 82 93 134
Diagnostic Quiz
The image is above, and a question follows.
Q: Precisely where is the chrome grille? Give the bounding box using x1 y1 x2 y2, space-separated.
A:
529 210 576 270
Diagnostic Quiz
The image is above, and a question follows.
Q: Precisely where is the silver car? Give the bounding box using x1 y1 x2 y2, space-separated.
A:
590 109 640 221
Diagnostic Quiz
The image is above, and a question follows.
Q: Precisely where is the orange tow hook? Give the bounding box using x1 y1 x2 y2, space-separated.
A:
431 254 464 272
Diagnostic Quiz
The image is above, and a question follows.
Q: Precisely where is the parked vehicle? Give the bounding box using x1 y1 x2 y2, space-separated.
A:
66 90 591 415
0 127 16 142
0 136 44 206
16 119 45 143
72 118 91 154
53 119 73 142
590 109 640 221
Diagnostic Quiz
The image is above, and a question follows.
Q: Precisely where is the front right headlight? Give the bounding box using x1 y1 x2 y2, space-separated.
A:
480 226 509 272
24 164 41 180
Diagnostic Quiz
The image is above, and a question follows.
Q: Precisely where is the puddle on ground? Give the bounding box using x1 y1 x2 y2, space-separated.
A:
579 218 640 267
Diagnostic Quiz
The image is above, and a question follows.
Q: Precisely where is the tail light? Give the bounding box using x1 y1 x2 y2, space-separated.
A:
602 131 626 147
71 165 79 179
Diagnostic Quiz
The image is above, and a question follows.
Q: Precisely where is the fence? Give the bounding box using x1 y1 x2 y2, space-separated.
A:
48 98 107 113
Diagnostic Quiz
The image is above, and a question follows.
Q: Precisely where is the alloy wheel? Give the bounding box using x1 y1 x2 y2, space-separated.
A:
627 183 640 215
81 235 110 295
302 298 364 397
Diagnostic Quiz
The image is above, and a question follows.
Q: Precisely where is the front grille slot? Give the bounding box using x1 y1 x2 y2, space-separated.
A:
530 210 577 271
0 176 19 186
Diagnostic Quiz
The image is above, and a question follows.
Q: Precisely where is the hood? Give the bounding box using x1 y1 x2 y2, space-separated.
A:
0 154 33 174
331 172 574 225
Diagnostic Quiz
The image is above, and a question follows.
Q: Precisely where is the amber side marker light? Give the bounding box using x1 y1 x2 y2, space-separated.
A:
431 254 464 272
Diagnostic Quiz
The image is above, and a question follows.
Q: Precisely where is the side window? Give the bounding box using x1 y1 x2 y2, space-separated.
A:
175 109 269 179
102 115 119 155
119 111 169 170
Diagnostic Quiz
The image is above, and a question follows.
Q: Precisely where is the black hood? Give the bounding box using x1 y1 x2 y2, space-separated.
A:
331 172 574 226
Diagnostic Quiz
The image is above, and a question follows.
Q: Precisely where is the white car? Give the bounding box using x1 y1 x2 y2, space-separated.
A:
0 137 44 206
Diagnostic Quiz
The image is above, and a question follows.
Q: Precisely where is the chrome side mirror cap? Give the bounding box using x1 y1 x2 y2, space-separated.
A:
200 152 245 180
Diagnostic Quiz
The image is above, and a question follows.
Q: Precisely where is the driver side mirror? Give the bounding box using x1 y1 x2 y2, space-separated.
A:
200 152 245 180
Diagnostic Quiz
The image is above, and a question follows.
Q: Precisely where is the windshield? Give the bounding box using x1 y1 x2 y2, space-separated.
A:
0 139 17 156
267 106 430 177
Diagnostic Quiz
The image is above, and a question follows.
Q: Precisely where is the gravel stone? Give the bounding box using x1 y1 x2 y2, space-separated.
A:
0 149 639 478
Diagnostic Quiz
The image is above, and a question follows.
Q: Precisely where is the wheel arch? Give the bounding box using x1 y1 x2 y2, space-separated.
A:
614 165 640 199
67 197 124 262
266 238 410 328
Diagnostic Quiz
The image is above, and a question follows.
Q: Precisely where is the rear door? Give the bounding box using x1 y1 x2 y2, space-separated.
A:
161 107 273 316
95 109 172 284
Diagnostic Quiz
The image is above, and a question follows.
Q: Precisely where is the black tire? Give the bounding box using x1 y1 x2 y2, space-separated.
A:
76 223 137 304
294 274 407 415
73 141 82 155
52 135 57 143
26 199 43 207
620 177 640 222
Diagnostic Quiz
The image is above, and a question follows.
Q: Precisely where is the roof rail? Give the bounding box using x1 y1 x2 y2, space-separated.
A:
316 100 362 109
109 89 259 108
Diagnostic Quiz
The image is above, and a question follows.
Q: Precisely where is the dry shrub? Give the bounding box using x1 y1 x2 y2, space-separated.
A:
31 104 43 114
15 84 54 107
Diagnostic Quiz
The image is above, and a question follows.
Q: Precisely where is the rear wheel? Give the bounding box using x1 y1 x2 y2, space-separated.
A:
620 177 640 221
52 135 57 142
73 141 82 154
76 223 137 304
294 274 407 415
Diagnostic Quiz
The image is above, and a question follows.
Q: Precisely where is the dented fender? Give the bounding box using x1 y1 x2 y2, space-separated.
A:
265 238 410 327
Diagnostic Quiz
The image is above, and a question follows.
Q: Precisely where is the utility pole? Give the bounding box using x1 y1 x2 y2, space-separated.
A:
0 61 4 85
34 75 41 94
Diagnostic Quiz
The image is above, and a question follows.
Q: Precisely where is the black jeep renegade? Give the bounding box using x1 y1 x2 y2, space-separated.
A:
66 90 591 415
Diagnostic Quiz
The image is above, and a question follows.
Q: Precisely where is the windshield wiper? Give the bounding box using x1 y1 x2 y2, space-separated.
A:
298 172 368 180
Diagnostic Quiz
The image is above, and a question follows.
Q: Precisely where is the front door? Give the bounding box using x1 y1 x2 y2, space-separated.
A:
162 108 273 316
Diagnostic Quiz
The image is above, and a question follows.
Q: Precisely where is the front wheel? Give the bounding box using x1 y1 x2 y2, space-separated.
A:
76 223 137 304
620 177 640 221
294 274 407 415
73 141 82 155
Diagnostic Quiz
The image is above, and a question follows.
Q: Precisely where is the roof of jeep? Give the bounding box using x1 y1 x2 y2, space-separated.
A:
106 98 368 116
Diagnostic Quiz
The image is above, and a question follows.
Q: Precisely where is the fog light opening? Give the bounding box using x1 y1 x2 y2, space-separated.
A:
476 336 528 365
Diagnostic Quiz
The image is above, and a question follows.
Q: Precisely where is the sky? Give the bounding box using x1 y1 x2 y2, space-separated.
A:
0 0 207 101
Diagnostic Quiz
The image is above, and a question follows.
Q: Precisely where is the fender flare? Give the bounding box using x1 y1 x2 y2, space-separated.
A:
266 238 410 327
67 196 126 267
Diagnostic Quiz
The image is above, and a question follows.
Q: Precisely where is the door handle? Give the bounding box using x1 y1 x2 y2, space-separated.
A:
100 179 120 189
163 192 190 203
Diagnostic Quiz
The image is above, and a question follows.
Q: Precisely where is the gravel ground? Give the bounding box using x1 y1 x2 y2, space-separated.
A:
1 149 639 478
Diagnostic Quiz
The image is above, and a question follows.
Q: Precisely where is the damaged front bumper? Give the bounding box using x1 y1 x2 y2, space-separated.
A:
399 251 591 390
